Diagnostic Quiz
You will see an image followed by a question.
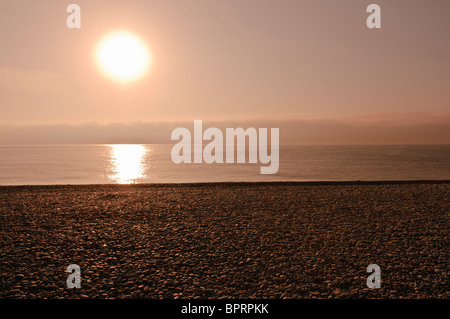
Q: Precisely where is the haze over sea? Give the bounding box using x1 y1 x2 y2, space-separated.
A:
0 145 449 185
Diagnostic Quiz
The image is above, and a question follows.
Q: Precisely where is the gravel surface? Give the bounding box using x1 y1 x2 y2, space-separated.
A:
0 182 448 299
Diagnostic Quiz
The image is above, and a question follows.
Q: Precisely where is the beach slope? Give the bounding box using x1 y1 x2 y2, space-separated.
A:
0 182 448 299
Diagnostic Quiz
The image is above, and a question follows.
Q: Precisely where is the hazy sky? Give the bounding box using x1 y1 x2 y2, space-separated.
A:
0 0 449 144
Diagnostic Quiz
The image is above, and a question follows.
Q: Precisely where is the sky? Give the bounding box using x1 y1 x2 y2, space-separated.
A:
0 0 449 144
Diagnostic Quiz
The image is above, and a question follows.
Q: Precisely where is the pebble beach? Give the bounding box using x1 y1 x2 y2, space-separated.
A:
0 181 448 299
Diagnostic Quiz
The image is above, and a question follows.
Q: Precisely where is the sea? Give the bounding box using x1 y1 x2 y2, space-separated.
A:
0 145 449 185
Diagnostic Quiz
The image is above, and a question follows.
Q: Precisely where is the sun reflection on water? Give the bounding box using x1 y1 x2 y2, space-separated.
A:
108 144 147 184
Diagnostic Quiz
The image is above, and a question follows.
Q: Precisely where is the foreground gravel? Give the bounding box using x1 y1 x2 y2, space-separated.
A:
0 182 448 299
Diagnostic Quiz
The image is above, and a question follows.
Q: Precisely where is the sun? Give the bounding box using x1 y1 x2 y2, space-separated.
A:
96 31 150 82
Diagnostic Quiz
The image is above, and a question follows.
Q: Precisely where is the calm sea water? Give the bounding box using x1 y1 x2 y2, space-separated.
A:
0 145 449 185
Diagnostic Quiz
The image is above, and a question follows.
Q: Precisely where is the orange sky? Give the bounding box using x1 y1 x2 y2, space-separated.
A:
0 0 449 144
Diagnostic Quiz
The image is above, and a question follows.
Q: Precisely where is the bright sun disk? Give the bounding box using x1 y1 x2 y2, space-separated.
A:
96 32 150 82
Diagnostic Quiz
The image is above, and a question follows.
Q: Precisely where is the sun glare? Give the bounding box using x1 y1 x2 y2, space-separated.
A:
97 32 150 82
108 144 147 184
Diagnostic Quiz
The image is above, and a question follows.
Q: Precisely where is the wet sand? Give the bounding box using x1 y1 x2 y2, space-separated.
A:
0 181 448 299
